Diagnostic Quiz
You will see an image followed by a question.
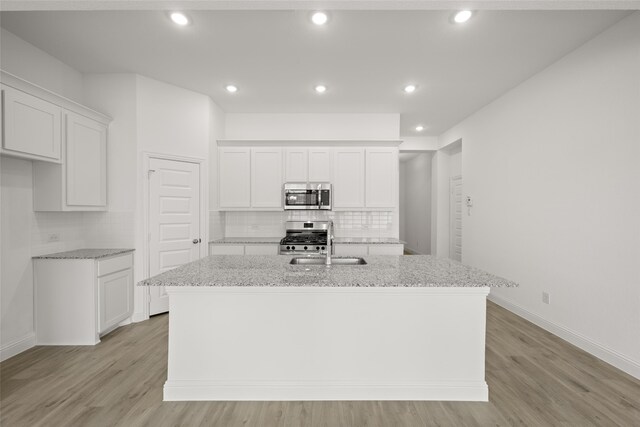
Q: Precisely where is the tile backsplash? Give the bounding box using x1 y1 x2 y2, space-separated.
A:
221 210 395 239
31 211 135 256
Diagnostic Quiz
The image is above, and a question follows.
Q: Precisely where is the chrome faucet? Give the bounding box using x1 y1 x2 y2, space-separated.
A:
324 220 334 265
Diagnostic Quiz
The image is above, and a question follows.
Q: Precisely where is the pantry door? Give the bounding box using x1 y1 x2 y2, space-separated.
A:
148 158 201 315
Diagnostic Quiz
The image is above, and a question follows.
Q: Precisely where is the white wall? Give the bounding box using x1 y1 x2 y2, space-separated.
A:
1 159 36 358
0 28 83 103
83 74 138 213
225 113 400 140
209 98 226 241
0 28 88 360
401 153 432 254
438 13 640 378
399 136 439 151
399 165 406 241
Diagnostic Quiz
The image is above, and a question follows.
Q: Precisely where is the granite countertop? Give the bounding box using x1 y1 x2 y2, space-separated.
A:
140 255 517 288
33 248 135 260
210 237 405 245
209 237 282 244
334 237 405 244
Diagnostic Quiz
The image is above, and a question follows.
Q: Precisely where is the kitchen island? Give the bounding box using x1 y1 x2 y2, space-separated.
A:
141 255 516 402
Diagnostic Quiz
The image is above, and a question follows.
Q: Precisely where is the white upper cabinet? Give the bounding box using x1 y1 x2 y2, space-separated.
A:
284 147 332 183
218 147 251 208
251 147 282 208
308 148 332 182
33 111 108 211
1 84 62 163
333 148 365 209
65 112 107 207
284 148 308 182
365 148 397 208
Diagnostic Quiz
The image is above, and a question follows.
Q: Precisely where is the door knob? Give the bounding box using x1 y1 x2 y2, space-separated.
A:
192 238 201 244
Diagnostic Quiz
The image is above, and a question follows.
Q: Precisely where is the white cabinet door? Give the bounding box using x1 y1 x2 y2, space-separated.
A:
284 148 308 182
333 148 365 208
219 148 251 208
244 244 279 255
99 268 133 334
365 148 397 208
251 148 282 208
368 244 404 255
210 244 245 255
65 112 107 207
308 148 332 182
1 85 61 162
334 244 369 256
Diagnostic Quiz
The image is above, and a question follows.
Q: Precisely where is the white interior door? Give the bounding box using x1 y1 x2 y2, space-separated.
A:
450 176 463 262
148 158 201 316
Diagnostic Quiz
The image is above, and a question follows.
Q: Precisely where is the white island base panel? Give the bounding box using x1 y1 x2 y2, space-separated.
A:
164 286 490 401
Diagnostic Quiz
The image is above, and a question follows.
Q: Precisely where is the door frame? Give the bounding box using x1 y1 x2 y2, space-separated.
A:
141 151 208 320
449 175 462 261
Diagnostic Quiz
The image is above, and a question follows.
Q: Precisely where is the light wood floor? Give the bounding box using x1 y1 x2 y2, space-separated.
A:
2 301 639 426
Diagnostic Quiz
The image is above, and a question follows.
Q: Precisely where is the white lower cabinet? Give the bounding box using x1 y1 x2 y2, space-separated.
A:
34 252 133 345
210 244 246 255
367 244 404 255
209 244 279 255
244 244 279 255
334 243 404 256
334 244 369 256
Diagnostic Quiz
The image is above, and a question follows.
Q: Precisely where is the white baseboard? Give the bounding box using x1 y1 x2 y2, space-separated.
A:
403 246 420 255
0 333 36 362
131 311 148 323
488 294 640 380
164 380 488 402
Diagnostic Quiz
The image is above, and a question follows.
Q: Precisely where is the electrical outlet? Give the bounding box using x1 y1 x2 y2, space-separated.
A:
542 292 550 305
47 233 60 243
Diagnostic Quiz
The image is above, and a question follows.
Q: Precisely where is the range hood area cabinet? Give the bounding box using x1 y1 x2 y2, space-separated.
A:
284 147 332 182
217 145 398 211
1 71 111 211
218 147 283 210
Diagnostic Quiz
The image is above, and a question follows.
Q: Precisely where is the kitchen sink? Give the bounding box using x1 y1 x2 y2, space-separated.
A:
289 257 367 265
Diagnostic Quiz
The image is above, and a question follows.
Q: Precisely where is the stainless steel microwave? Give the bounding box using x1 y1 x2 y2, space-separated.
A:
283 183 332 210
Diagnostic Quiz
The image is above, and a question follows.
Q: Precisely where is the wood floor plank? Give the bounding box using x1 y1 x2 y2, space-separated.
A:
2 301 639 426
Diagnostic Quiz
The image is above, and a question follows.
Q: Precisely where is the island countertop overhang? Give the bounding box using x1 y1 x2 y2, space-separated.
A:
139 255 517 288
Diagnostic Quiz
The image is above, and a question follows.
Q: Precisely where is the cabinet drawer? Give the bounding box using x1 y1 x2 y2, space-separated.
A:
244 244 278 255
334 244 368 256
97 253 133 277
368 244 404 255
210 244 245 255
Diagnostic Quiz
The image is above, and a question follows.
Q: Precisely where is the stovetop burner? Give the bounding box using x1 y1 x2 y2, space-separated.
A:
279 221 330 254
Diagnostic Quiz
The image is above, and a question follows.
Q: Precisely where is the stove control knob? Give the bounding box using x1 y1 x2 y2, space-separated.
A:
292 246 296 250
316 246 320 250
321 246 325 250
304 246 308 250
286 246 290 250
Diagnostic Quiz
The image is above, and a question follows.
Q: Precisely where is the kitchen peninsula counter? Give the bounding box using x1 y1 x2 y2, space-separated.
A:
141 255 516 402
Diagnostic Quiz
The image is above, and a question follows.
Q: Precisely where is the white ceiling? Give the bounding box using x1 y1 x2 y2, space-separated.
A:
0 8 630 136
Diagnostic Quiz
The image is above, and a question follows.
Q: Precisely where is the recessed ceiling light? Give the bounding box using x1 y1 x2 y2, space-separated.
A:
404 84 417 93
311 12 329 26
170 12 190 26
314 85 327 94
415 125 425 132
453 10 473 24
225 84 238 93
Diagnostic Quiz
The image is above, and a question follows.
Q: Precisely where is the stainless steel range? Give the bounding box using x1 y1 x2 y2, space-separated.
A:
279 221 331 255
